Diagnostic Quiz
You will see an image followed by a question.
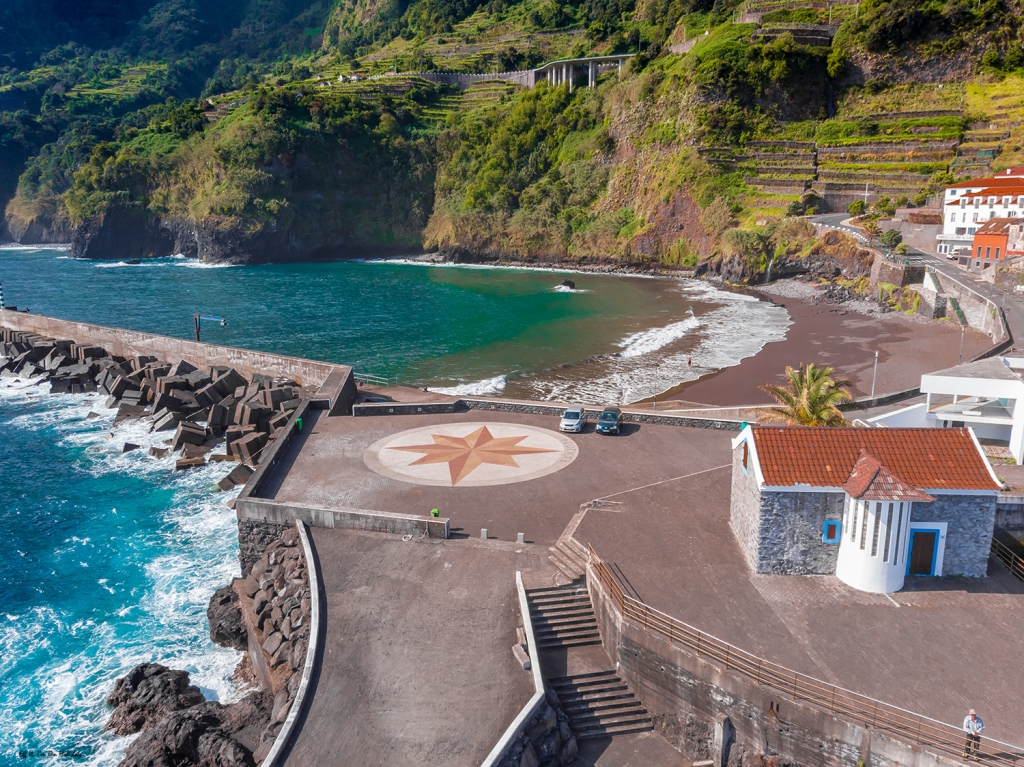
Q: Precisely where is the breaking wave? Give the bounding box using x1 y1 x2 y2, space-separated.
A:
430 374 508 396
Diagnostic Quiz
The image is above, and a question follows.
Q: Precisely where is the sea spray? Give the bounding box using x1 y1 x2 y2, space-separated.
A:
0 381 243 766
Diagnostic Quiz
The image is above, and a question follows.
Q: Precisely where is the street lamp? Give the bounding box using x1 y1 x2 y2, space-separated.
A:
194 314 227 342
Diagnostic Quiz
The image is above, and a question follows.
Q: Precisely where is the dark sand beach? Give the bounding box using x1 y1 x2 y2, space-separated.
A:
669 291 994 407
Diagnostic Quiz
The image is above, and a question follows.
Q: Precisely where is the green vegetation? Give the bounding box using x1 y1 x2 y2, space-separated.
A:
2 0 1024 270
759 363 852 427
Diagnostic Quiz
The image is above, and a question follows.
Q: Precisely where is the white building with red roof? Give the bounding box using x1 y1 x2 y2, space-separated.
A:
937 167 1024 256
730 425 1001 593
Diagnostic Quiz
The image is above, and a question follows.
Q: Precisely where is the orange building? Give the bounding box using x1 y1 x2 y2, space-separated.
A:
969 217 1024 270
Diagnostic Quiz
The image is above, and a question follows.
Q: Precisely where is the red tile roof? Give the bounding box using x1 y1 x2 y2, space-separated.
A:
944 186 1024 203
948 171 1024 189
842 450 936 502
751 427 999 491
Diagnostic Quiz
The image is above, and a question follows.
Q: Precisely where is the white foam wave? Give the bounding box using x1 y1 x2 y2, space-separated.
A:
430 374 507 396
618 313 700 359
552 285 590 293
510 281 792 404
0 243 72 251
176 260 238 269
0 382 244 764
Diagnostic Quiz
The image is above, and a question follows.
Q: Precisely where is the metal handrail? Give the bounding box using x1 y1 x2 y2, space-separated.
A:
354 372 396 387
991 537 1024 582
586 544 1024 764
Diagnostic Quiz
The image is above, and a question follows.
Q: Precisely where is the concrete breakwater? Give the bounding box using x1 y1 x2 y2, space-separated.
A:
0 309 353 395
2 327 307 481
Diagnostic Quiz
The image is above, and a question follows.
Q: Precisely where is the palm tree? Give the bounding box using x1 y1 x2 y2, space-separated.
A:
759 363 853 426
862 220 881 246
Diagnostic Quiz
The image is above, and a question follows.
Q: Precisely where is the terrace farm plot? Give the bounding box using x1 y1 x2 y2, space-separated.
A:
962 75 1024 175
357 9 589 74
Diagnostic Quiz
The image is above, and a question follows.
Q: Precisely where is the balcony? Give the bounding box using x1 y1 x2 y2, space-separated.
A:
931 397 1015 424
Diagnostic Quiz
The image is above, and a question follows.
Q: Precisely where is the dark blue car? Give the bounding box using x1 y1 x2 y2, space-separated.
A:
595 406 622 435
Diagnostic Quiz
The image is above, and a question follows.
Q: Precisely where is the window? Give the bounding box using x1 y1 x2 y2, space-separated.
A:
851 502 859 542
956 228 966 235
871 502 882 556
883 504 894 562
978 246 984 257
1004 196 1012 206
996 247 1001 259
986 246 992 258
860 504 870 550
823 520 841 544
742 441 749 471
893 503 904 566
973 212 979 222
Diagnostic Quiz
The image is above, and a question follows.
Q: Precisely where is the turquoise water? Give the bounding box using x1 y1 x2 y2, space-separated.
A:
0 383 244 766
0 246 791 765
0 248 790 403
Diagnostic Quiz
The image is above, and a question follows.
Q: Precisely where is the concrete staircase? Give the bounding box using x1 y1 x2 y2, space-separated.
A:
549 536 589 581
526 585 601 649
548 670 653 740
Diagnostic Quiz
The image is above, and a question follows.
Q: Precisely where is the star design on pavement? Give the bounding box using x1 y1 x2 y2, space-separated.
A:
387 425 559 485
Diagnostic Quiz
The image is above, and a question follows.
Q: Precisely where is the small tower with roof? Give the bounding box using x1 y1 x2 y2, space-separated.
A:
835 450 935 594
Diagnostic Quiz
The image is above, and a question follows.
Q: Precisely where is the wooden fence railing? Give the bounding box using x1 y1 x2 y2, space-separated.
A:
587 545 1023 765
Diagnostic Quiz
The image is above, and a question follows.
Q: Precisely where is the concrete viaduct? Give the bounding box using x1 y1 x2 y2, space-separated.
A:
368 53 635 90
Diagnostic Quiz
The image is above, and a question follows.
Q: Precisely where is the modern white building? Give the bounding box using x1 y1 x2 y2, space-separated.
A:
936 168 1024 256
868 356 1024 463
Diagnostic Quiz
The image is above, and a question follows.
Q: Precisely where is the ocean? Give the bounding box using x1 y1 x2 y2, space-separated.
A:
0 246 791 765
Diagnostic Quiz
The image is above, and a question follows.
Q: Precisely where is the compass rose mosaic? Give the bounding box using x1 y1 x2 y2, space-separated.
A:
364 422 579 487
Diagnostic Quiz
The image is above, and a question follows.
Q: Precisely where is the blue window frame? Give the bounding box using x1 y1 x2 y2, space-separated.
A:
822 520 841 544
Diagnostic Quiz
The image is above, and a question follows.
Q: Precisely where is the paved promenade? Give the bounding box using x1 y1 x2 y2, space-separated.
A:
261 409 729 545
285 530 548 766
260 409 1024 748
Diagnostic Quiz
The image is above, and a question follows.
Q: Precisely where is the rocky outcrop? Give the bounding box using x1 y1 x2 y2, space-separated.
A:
117 693 272 767
67 208 425 263
70 207 175 260
105 664 206 736
208 585 248 652
3 197 74 244
101 525 314 767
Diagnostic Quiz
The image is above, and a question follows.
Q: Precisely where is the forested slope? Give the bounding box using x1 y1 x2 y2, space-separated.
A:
1 0 1023 269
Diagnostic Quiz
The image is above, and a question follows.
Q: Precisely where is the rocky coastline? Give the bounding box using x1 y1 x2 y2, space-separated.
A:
0 328 320 767
104 526 314 767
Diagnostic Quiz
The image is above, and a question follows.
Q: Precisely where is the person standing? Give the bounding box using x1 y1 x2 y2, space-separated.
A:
963 709 985 760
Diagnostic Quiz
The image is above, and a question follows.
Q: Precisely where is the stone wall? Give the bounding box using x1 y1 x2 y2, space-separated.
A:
729 443 762 573
911 494 997 578
870 257 925 288
588 572 964 767
757 490 843 575
238 519 290 576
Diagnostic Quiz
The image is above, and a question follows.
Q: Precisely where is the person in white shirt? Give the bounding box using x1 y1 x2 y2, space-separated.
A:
963 709 985 760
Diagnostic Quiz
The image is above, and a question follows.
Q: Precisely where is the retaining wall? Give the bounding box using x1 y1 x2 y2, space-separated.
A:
235 497 450 538
587 569 965 767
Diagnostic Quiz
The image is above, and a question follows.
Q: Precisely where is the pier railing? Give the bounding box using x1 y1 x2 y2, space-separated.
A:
354 372 397 388
587 545 1024 765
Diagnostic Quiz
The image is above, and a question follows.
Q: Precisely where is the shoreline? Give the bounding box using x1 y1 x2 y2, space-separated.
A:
1 247 1001 411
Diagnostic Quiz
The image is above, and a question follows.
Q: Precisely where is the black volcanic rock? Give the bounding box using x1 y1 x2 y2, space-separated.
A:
106 664 205 735
208 584 247 651
117 702 255 767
